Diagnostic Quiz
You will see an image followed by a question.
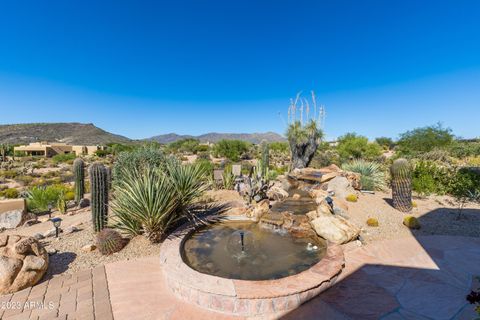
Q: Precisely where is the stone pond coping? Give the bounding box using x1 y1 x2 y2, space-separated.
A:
159 216 345 317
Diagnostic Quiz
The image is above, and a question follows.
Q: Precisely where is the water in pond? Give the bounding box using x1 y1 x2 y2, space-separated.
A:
270 189 318 215
182 221 327 280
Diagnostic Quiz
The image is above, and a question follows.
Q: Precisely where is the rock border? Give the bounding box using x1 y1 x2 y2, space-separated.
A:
160 217 345 317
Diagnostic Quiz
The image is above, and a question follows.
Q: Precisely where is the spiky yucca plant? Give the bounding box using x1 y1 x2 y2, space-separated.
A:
391 158 412 212
110 167 178 242
221 166 235 190
165 160 210 221
73 158 85 202
96 228 125 255
342 159 386 191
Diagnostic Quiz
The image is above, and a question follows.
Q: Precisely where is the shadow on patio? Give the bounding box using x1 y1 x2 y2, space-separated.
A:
281 208 480 320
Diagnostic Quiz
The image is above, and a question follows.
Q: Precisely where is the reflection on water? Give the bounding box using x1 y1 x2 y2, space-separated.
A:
182 221 326 280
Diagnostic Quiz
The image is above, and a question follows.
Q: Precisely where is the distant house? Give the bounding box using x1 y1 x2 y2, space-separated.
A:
14 142 105 157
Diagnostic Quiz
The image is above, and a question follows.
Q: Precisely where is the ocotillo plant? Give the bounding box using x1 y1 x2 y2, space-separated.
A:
90 162 109 232
390 158 412 212
73 158 85 202
260 141 269 179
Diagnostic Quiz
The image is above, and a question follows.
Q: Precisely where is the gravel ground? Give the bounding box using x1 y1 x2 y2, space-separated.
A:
346 191 480 244
2 189 479 279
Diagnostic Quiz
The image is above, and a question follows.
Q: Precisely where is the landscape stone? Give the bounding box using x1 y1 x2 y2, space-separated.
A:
78 198 90 208
310 215 360 244
0 199 27 229
327 176 356 200
0 235 48 294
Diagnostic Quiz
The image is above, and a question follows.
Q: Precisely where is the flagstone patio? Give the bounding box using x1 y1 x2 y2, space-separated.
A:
1 235 479 320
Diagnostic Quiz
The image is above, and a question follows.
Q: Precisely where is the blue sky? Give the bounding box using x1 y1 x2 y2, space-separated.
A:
0 1 479 140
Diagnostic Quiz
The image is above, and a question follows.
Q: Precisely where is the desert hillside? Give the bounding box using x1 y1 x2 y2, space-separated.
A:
0 123 132 145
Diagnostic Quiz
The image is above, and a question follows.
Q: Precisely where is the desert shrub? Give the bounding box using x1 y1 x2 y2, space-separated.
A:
342 160 386 191
167 138 201 154
111 160 209 241
345 194 358 202
213 140 250 162
419 149 453 163
337 133 382 161
396 123 454 156
448 141 480 158
96 229 125 255
56 191 67 214
196 151 211 161
1 188 19 199
16 175 34 186
375 137 395 150
449 168 480 200
411 160 451 195
26 185 64 213
112 146 166 184
52 153 76 164
0 170 18 179
64 191 75 201
269 142 289 153
95 149 109 158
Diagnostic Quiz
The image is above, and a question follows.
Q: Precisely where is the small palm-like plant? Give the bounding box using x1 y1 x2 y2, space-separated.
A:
342 160 386 191
26 186 61 214
110 167 178 242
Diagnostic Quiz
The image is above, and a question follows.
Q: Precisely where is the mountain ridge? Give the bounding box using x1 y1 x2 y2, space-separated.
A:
148 132 286 144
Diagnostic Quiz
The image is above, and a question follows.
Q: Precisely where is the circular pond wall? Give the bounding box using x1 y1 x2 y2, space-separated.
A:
160 217 345 318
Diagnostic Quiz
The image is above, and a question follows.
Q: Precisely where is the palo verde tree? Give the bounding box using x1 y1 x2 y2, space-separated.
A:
286 91 325 169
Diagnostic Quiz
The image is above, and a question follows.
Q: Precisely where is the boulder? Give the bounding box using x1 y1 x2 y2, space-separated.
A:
78 198 90 209
332 197 349 219
310 215 360 244
0 235 48 294
267 186 289 201
245 199 270 222
327 176 356 200
0 199 28 229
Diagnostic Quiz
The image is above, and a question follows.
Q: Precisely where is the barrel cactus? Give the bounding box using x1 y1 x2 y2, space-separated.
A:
73 158 85 203
96 228 125 255
390 158 412 212
89 162 109 232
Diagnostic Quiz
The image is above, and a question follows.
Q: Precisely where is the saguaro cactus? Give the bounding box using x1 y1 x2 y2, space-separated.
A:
73 158 85 202
89 162 109 232
390 158 412 212
260 141 269 179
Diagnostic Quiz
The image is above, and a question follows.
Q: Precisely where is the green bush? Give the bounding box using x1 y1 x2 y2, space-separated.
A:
0 170 18 179
342 160 386 191
167 138 201 154
411 160 451 195
16 175 34 186
1 188 19 199
95 149 109 157
448 141 480 158
337 133 382 161
26 185 64 213
213 140 250 162
112 146 166 184
52 153 76 164
375 137 395 150
397 123 454 156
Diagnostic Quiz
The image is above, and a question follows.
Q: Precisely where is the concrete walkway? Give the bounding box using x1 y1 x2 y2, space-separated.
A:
1 235 479 319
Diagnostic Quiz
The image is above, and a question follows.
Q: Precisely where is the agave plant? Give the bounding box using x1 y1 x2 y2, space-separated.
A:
221 166 235 190
342 159 386 191
110 167 178 242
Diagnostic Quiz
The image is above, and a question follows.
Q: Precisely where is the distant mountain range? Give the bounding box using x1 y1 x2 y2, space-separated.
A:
0 123 131 145
148 132 286 144
0 123 286 145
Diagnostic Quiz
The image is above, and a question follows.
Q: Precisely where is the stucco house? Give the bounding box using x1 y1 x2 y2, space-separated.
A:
14 142 105 157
